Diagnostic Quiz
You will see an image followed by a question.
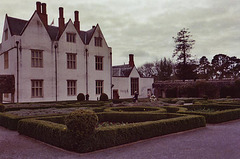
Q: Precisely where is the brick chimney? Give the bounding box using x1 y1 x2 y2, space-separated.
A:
36 2 41 14
58 7 65 36
74 11 80 33
41 3 48 27
129 54 135 67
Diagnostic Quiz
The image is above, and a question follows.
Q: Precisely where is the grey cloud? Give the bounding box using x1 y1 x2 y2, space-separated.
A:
0 0 239 67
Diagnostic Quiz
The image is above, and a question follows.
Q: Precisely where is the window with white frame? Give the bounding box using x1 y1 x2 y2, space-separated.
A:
67 80 77 96
96 80 103 95
31 80 43 98
95 56 103 70
66 33 76 43
67 53 76 69
31 50 43 67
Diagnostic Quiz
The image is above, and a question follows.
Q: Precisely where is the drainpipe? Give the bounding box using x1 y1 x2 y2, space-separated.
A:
16 41 19 103
110 51 112 99
85 48 88 95
54 43 58 101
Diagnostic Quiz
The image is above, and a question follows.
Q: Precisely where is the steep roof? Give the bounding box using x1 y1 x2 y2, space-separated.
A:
7 16 28 36
79 26 96 44
112 64 133 77
48 25 59 40
6 15 96 43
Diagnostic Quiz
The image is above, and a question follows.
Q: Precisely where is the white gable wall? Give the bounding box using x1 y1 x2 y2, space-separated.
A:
112 67 154 99
87 25 112 100
57 20 86 101
0 18 19 76
0 9 113 103
18 13 55 102
112 77 130 99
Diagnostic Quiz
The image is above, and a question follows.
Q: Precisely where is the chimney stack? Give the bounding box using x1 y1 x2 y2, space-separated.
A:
41 3 48 27
58 7 65 36
36 2 41 14
74 11 80 33
129 54 135 67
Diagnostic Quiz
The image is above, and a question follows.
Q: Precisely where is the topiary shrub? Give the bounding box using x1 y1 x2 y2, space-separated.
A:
65 109 98 138
77 93 85 101
100 93 108 101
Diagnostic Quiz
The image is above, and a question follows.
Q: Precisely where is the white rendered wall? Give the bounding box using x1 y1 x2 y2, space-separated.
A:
0 14 112 103
57 20 86 101
18 13 55 102
87 25 112 100
112 67 154 99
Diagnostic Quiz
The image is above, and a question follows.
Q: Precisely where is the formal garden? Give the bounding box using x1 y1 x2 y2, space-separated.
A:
1 94 240 153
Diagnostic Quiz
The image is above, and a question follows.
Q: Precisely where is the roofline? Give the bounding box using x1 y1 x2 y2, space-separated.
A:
5 12 105 44
86 24 97 45
94 24 109 47
5 14 14 36
19 11 53 41
57 19 87 44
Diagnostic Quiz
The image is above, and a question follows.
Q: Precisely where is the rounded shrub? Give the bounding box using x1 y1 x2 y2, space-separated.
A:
77 93 85 101
100 93 108 101
65 109 98 138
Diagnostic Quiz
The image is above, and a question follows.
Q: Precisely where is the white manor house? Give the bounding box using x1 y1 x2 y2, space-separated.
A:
0 2 153 103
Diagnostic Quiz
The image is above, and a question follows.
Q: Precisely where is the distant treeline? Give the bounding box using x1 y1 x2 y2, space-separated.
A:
138 54 240 81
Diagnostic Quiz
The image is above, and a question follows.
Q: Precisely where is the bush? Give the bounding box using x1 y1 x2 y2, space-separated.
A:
100 93 108 101
0 104 4 112
166 87 177 98
18 113 206 153
77 93 85 101
0 113 24 130
178 104 240 123
112 99 123 104
65 109 98 138
196 81 219 98
164 106 180 113
106 106 163 113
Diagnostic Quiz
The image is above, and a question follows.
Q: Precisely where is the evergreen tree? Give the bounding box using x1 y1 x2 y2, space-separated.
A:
172 28 196 80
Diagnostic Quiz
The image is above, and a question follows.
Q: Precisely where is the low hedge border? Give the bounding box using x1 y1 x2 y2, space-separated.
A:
0 113 26 130
0 101 107 112
18 112 205 153
0 112 69 130
178 104 240 123
104 106 166 113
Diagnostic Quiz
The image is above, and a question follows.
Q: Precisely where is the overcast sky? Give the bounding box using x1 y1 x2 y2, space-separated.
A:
0 0 239 66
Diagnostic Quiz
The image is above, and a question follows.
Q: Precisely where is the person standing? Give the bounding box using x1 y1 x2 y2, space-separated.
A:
134 91 139 103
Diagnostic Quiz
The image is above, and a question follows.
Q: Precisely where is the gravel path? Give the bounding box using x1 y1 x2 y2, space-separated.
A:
1 120 240 159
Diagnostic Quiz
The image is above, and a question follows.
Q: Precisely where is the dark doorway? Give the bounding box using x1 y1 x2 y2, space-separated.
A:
113 89 119 99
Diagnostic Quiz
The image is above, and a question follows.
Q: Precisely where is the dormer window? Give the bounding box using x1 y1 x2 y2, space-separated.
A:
4 29 8 41
94 37 102 47
66 33 76 43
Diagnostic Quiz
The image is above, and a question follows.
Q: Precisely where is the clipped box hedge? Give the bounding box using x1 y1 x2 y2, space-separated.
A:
0 113 26 130
0 101 107 112
18 112 205 153
0 105 103 130
178 104 240 123
104 106 166 113
0 112 69 130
